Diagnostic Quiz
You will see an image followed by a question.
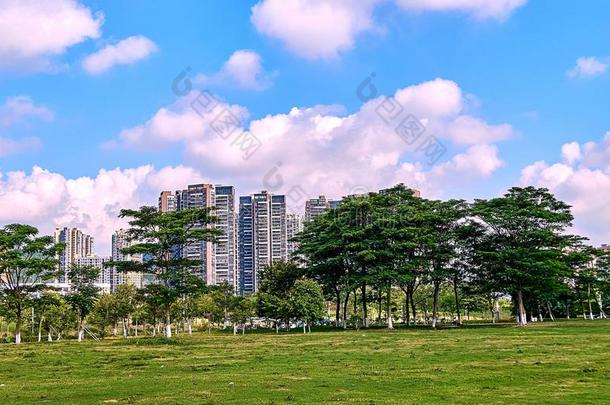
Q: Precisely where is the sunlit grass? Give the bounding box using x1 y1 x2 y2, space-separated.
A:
0 320 609 404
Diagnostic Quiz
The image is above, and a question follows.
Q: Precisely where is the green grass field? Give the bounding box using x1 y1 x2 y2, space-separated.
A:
1 320 609 404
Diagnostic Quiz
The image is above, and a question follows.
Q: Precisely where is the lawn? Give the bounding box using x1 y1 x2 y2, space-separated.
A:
0 320 609 404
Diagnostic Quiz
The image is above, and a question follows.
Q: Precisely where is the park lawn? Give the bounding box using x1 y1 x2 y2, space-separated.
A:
0 320 609 404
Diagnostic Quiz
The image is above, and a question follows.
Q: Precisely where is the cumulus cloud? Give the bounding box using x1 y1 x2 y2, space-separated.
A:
250 0 526 59
251 0 381 60
395 0 527 20
0 96 54 127
567 56 609 79
195 50 275 90
82 35 158 75
520 133 610 245
0 165 207 254
109 78 512 207
0 0 103 71
0 96 53 156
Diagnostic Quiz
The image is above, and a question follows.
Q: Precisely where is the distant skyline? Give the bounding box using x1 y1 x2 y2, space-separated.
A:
1 0 610 253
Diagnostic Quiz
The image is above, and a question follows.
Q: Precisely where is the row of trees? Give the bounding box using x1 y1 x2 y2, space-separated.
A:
296 184 610 328
1 184 609 343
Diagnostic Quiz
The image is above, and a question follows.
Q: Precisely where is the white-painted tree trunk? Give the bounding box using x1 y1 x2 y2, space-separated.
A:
47 331 53 342
165 310 172 338
188 319 192 335
122 318 128 339
78 318 84 342
597 293 606 319
233 324 237 335
37 316 43 342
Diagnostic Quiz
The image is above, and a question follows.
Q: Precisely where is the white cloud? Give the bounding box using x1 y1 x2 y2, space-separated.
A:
82 35 158 75
520 134 610 245
446 115 515 145
0 165 207 254
0 96 54 127
0 96 53 156
251 0 381 60
195 50 275 90
0 137 41 157
568 57 609 79
395 0 527 20
110 78 511 207
0 0 103 71
561 142 582 165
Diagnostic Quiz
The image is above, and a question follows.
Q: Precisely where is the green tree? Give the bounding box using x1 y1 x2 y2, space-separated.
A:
109 206 220 337
113 284 137 338
472 187 574 325
66 264 100 341
0 224 61 344
229 296 255 335
286 279 325 333
32 291 62 342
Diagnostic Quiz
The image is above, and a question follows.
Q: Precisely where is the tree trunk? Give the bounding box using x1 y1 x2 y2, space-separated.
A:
122 318 128 339
15 314 22 345
135 319 139 337
516 290 527 326
387 283 394 330
547 302 555 321
78 317 84 342
47 330 53 342
377 293 382 324
335 290 341 328
37 316 44 343
431 280 440 329
303 323 306 334
597 293 606 319
342 290 349 329
362 284 369 328
409 286 417 324
588 284 594 320
404 291 410 325
188 319 193 335
113 321 118 337
453 278 461 325
165 308 172 338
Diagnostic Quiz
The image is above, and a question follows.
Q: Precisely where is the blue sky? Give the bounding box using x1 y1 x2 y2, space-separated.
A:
1 0 610 252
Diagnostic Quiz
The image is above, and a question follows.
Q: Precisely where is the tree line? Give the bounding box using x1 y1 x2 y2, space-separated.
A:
0 185 609 344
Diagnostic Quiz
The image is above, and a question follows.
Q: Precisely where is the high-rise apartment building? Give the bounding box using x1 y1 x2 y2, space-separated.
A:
157 183 237 290
53 227 94 285
286 213 303 258
111 229 144 291
305 196 330 221
238 191 287 294
214 186 238 291
74 255 111 293
184 183 215 284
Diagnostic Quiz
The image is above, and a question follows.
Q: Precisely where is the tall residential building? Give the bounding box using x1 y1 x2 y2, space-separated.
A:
53 227 94 284
185 183 215 284
157 184 237 290
286 213 303 258
305 196 330 221
111 229 144 291
74 256 111 293
214 185 238 291
158 191 177 213
238 191 287 294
